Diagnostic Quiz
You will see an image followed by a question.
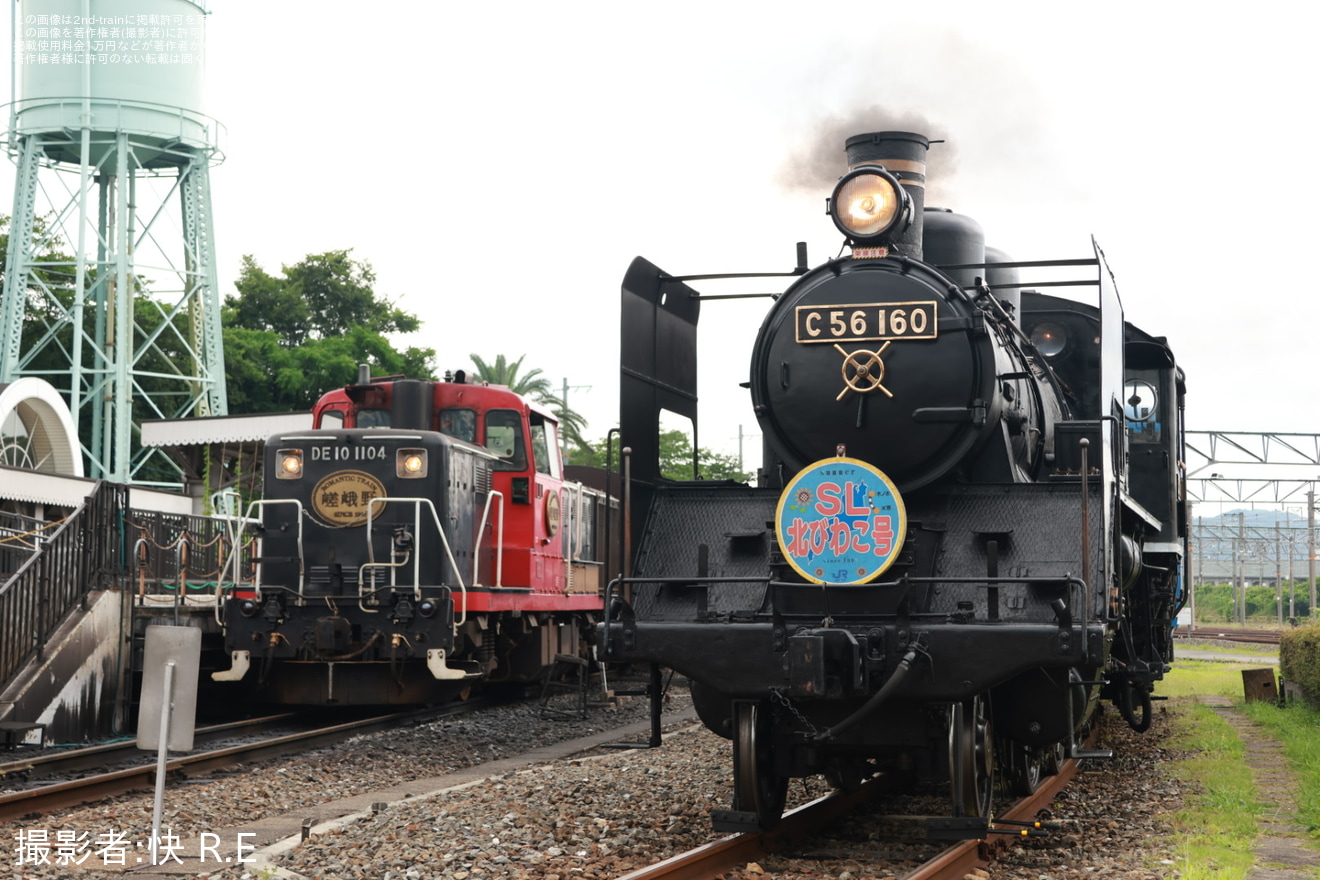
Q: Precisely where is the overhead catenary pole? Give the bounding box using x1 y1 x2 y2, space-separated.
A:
560 378 591 459
1310 487 1316 618
1237 512 1247 624
1276 523 1284 627
1192 516 1201 629
1289 522 1297 620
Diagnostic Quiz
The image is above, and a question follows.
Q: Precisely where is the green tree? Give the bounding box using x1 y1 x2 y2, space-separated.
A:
223 251 435 413
469 353 588 452
568 429 751 482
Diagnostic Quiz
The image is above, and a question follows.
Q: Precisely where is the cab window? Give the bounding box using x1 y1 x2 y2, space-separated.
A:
440 408 476 443
529 413 561 478
485 410 527 471
319 408 345 429
355 408 389 428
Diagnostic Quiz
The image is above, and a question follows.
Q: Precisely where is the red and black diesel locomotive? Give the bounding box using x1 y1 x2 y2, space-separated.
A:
601 131 1186 834
213 370 612 706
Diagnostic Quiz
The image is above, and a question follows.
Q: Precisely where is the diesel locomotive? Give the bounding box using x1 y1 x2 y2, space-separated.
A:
601 131 1186 834
212 369 612 706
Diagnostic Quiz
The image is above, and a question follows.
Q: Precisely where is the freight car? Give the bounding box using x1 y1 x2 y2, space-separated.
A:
601 130 1186 835
212 369 613 706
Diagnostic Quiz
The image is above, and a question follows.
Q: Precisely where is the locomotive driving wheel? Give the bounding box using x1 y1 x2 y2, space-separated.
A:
1042 739 1066 777
733 701 788 830
1007 740 1045 796
948 694 994 818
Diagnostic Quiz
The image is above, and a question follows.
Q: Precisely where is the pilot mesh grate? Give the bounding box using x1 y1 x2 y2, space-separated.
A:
631 486 778 620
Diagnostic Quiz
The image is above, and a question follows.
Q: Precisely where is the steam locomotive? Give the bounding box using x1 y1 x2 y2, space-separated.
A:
212 370 612 706
601 131 1186 834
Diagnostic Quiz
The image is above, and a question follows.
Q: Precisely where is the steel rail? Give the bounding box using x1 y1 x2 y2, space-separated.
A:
616 754 1082 880
0 712 298 780
0 693 520 821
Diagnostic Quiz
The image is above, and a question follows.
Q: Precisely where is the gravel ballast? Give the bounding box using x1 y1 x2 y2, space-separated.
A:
9 685 1192 880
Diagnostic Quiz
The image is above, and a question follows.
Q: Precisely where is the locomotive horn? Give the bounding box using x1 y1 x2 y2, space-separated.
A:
843 131 930 259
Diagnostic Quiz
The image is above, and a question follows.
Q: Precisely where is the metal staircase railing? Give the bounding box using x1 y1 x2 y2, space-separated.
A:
0 481 128 687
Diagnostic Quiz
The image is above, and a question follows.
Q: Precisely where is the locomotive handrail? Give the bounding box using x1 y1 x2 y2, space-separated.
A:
562 481 589 593
240 499 306 602
362 497 468 630
473 490 505 589
212 507 258 624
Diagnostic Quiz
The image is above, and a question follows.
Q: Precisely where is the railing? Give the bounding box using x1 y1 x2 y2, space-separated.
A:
123 506 255 605
0 481 128 687
0 509 54 578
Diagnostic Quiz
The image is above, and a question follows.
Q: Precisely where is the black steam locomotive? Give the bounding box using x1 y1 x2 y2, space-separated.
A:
601 131 1186 834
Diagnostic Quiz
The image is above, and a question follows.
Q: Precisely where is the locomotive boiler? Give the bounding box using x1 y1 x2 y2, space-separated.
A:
213 370 613 706
601 131 1186 834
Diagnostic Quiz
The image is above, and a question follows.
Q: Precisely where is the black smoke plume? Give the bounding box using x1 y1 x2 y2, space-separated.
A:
776 107 959 205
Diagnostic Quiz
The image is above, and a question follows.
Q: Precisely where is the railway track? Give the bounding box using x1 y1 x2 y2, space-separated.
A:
0 693 519 821
616 749 1085 880
1177 626 1283 645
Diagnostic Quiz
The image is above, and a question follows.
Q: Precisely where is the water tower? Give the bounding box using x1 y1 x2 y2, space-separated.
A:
0 0 226 484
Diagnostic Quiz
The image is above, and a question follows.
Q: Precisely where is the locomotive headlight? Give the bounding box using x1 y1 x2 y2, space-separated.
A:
397 448 428 478
1029 322 1068 357
276 448 303 479
830 167 910 241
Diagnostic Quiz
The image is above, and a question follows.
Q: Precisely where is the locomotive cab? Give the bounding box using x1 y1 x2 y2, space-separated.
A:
311 375 578 595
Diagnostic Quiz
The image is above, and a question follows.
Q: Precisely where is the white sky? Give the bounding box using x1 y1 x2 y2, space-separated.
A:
5 0 1320 466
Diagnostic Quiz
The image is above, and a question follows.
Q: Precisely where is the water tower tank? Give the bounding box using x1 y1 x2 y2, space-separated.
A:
1 0 226 484
13 0 211 167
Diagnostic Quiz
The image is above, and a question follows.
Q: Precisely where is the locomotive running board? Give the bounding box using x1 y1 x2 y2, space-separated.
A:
427 649 482 680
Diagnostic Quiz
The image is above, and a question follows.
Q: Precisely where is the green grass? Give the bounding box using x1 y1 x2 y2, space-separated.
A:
1160 661 1267 879
1242 699 1320 836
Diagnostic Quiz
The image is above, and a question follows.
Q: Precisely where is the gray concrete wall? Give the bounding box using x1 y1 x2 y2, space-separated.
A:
0 590 129 744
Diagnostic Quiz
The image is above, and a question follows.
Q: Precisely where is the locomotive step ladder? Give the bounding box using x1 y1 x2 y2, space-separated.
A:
539 653 589 720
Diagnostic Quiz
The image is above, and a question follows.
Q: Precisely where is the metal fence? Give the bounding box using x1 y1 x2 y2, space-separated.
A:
0 509 53 579
121 506 253 609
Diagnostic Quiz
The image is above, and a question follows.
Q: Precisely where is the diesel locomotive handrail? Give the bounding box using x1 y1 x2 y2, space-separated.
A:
214 511 259 626
363 496 468 629
243 498 306 602
473 490 506 588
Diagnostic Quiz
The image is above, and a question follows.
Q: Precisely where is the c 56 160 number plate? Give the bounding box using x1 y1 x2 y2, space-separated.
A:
795 301 938 344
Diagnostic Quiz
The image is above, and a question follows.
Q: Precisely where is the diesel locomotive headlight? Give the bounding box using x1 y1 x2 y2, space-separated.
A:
830 166 911 242
275 448 303 479
1029 321 1068 357
397 448 427 478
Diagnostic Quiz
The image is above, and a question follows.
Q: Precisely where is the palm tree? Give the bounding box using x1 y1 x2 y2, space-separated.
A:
469 354 589 452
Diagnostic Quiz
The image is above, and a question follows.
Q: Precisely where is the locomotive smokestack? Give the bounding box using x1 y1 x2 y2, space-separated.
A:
844 131 930 260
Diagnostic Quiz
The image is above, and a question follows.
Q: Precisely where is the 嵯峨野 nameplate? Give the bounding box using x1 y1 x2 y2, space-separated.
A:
775 457 906 584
